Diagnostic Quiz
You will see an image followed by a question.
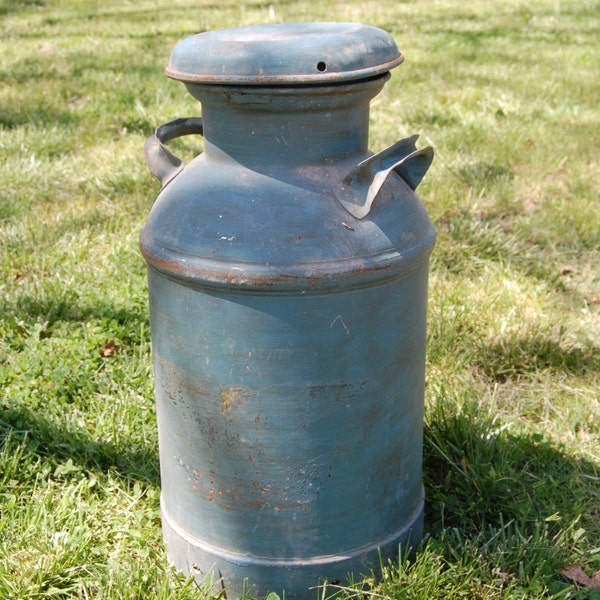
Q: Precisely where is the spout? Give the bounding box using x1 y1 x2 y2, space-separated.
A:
335 135 434 220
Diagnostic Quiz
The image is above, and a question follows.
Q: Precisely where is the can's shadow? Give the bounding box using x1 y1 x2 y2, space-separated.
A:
423 398 598 542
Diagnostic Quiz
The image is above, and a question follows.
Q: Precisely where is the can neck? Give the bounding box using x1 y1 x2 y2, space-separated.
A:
186 76 388 166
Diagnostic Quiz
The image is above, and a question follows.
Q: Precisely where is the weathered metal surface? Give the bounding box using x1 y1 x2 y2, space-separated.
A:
144 118 204 187
142 22 434 600
335 135 434 220
165 22 404 85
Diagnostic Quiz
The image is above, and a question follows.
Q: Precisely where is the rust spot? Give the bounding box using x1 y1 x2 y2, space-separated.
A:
220 386 251 416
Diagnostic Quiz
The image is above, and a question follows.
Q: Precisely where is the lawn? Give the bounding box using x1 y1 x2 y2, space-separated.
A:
1 0 599 598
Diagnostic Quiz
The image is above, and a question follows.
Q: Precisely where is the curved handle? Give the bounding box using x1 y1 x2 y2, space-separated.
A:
143 117 204 187
335 135 434 220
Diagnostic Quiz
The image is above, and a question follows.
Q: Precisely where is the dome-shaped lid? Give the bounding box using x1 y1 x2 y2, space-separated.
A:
165 22 404 85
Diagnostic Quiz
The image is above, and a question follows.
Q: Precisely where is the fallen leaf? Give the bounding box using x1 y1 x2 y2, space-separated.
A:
99 340 118 357
13 272 26 285
561 564 600 589
577 428 589 442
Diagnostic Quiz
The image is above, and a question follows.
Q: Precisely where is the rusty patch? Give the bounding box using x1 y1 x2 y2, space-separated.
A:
219 386 251 416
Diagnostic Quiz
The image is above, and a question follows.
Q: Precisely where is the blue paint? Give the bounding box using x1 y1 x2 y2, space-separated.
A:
165 22 404 84
142 22 434 600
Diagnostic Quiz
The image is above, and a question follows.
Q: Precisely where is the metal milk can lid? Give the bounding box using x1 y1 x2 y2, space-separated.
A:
165 22 404 85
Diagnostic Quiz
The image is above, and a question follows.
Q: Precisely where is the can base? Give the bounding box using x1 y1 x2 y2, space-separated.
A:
161 493 424 600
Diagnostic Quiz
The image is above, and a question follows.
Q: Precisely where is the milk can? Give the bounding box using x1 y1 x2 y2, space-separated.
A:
141 22 435 600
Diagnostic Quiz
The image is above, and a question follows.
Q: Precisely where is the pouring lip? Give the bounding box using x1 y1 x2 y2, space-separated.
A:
165 22 404 85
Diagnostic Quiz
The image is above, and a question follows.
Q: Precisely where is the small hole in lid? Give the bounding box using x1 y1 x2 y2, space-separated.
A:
316 61 327 72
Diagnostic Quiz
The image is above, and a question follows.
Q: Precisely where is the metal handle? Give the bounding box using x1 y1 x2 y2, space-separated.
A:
143 117 204 187
335 135 434 220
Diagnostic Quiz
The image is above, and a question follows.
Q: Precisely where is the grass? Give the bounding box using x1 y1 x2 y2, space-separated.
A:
1 0 599 597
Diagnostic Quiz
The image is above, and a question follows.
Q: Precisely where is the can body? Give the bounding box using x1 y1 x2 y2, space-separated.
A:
148 267 428 597
142 31 434 598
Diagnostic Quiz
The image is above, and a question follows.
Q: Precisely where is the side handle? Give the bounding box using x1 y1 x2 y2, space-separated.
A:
143 117 204 187
335 135 434 220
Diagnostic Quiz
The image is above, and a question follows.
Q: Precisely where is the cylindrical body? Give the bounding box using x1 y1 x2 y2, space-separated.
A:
142 23 435 600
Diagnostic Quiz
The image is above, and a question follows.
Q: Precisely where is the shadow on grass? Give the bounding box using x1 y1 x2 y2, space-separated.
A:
0 399 160 486
476 334 600 382
1 293 157 484
0 0 45 17
422 399 600 593
4 292 148 333
423 398 599 539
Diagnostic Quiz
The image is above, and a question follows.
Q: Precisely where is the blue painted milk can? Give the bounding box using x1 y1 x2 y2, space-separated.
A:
142 22 435 600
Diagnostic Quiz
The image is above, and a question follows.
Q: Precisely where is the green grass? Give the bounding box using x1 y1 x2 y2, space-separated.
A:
1 0 599 597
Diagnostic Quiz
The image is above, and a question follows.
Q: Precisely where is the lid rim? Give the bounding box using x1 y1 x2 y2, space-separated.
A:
165 55 404 85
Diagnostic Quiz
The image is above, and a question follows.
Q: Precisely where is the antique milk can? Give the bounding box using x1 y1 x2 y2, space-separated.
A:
142 22 435 600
